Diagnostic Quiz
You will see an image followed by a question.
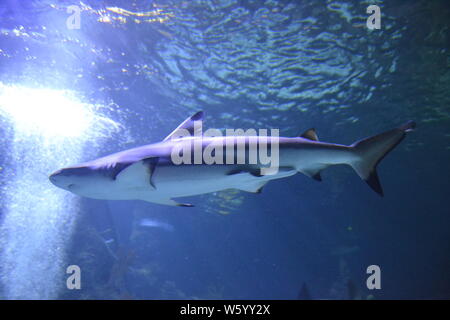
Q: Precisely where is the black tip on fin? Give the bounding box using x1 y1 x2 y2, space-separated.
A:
399 120 416 132
312 173 322 182
227 169 263 177
365 170 383 197
300 128 319 141
177 203 195 207
191 111 204 121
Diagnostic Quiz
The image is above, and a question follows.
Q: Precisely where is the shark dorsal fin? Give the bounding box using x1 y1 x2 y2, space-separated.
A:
300 128 319 141
163 111 204 141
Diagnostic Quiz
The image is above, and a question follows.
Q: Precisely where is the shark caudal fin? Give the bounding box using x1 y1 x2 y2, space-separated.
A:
350 121 416 196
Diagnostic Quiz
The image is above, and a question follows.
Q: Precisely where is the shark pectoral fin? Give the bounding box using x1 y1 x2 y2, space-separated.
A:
116 161 157 190
163 111 204 141
110 162 133 180
143 198 194 207
143 157 159 189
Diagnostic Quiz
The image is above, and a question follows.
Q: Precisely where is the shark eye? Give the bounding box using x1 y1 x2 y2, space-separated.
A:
68 184 76 189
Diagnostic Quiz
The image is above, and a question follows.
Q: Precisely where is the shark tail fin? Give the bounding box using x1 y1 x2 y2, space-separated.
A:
350 121 416 196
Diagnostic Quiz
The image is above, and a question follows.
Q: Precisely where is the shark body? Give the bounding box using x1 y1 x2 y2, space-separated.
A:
49 112 415 206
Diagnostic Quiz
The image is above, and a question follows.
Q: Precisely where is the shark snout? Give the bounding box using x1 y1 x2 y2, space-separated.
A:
49 168 68 187
49 166 84 189
49 169 63 178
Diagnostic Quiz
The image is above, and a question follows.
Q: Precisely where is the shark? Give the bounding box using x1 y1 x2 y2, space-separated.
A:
49 111 415 206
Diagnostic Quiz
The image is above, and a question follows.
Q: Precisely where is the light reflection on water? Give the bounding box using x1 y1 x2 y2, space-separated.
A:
0 85 121 299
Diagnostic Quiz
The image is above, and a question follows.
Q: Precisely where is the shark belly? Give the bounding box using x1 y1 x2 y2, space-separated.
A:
137 162 297 202
150 165 260 197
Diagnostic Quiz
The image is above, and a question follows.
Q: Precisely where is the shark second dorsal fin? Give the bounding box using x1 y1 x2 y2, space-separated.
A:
163 111 204 141
300 128 319 141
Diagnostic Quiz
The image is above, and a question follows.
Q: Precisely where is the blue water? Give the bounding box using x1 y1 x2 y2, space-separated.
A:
0 0 449 299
